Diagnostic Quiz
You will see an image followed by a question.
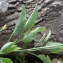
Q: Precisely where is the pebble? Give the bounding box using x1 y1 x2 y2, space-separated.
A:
57 60 61 63
52 58 62 63
8 0 17 3
44 0 51 3
0 1 8 13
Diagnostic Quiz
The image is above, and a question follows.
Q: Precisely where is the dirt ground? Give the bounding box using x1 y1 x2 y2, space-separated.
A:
0 0 63 51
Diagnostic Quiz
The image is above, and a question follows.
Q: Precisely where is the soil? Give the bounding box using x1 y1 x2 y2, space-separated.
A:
1 53 63 63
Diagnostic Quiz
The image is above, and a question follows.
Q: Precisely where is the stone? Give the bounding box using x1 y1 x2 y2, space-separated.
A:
15 2 19 6
52 58 58 63
0 1 8 13
8 0 17 4
52 58 62 63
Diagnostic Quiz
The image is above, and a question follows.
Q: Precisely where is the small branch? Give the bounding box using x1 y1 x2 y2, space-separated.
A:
16 44 63 52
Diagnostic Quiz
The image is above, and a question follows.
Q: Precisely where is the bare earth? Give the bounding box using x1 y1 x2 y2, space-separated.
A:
0 0 63 52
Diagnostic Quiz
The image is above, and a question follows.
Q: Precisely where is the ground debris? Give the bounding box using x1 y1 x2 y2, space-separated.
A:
0 0 63 53
52 58 63 63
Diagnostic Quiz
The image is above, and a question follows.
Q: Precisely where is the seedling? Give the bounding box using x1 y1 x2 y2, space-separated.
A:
0 5 63 63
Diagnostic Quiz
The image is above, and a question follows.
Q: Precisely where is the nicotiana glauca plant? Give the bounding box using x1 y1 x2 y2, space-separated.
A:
0 5 63 63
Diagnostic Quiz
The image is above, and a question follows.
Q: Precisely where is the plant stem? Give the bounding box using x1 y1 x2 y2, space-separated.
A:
0 30 2 33
8 33 13 42
27 52 38 57
16 44 63 52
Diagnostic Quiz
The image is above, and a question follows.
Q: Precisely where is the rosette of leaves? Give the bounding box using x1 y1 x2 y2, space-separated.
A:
1 5 63 63
8 5 46 44
7 5 63 54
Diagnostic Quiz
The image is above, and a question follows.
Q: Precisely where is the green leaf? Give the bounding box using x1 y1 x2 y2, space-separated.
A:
24 6 38 30
1 42 21 54
0 58 13 63
13 5 26 34
46 42 63 53
1 42 14 53
6 45 21 53
22 27 46 43
38 54 51 63
44 30 51 42
39 33 46 42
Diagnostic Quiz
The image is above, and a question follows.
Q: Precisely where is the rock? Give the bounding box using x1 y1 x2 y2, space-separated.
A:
15 2 19 6
44 0 53 4
57 60 61 63
52 58 62 63
26 0 33 3
8 0 17 4
0 1 8 13
52 58 58 63
51 1 63 7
